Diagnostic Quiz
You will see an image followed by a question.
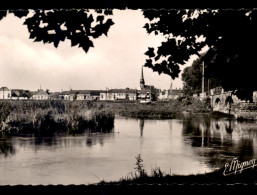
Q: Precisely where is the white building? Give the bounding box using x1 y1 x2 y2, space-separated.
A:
107 89 137 101
32 89 49 100
100 91 108 100
158 90 169 100
77 90 91 100
0 87 11 99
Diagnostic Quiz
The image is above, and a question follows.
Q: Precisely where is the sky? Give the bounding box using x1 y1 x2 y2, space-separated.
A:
0 9 199 92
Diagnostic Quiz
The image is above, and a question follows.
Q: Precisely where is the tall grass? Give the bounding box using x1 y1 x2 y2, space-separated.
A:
0 100 114 136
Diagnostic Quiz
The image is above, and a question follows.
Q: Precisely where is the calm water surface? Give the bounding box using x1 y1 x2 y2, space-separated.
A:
1 117 257 185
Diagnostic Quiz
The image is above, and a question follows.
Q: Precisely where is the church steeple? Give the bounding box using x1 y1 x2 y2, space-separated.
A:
140 66 145 89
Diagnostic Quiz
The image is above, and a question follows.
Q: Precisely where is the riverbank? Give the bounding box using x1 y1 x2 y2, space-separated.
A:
93 99 212 119
98 154 257 185
97 100 251 120
100 167 257 185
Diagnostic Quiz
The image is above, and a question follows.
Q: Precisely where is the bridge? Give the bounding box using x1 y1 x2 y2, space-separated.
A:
197 87 241 115
194 87 257 119
210 91 240 115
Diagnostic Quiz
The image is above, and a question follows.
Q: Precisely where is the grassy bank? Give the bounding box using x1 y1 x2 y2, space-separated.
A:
109 167 257 185
0 100 114 136
99 154 257 185
93 99 211 119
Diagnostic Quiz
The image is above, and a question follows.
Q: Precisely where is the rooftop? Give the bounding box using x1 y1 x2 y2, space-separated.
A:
34 89 48 96
0 87 10 91
108 89 137 93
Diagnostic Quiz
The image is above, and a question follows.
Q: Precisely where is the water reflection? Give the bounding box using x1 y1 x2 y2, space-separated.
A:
0 130 115 158
139 119 144 137
0 138 16 157
182 117 257 169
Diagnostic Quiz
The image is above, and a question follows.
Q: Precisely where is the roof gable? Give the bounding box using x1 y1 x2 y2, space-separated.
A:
34 90 48 96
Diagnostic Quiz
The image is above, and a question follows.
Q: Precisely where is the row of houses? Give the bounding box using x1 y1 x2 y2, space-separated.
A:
0 87 152 101
57 88 143 101
0 87 49 100
0 86 185 101
58 88 184 101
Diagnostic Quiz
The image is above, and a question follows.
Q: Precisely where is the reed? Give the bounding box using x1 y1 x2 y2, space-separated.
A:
0 100 115 136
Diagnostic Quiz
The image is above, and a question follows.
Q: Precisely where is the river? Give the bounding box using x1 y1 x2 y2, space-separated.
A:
0 116 257 185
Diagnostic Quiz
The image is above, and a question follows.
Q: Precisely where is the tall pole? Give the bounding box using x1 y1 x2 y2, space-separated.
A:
202 61 204 93
208 79 210 95
169 80 172 97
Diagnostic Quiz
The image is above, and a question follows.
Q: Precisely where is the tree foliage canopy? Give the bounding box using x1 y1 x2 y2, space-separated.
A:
181 57 203 95
181 53 221 95
143 9 257 91
0 9 114 53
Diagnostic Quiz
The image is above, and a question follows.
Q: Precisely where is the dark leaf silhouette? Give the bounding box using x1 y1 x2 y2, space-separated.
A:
0 10 7 20
9 10 29 18
1 9 114 53
96 15 104 23
144 59 153 69
145 47 155 58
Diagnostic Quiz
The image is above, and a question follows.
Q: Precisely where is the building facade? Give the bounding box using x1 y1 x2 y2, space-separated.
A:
106 89 137 101
0 87 11 99
158 90 169 100
77 90 91 100
32 89 49 100
100 91 108 100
